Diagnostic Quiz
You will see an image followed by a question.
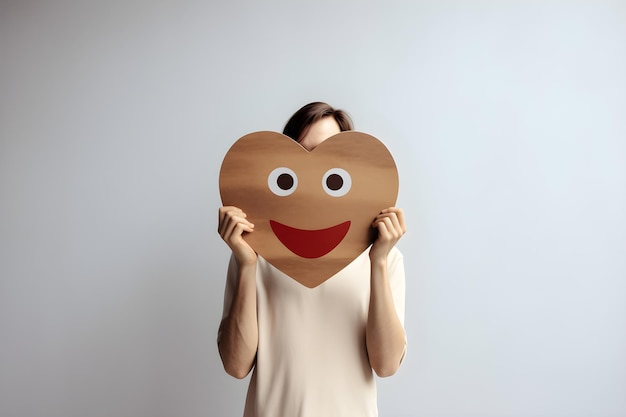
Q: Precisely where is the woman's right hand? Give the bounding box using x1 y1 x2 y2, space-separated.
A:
218 206 257 266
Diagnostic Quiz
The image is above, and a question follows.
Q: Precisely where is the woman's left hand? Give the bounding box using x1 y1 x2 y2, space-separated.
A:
369 207 406 263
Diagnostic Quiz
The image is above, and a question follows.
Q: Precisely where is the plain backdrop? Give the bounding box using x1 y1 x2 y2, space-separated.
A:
1 1 625 416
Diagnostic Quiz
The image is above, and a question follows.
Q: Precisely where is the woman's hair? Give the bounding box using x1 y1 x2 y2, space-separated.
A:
282 102 353 141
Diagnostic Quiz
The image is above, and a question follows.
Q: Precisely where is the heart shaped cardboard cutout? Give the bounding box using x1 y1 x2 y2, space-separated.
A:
219 131 398 288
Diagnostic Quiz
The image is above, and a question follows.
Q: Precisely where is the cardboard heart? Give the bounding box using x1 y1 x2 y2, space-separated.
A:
219 131 398 288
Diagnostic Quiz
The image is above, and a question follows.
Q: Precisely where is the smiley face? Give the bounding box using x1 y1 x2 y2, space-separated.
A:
219 131 398 288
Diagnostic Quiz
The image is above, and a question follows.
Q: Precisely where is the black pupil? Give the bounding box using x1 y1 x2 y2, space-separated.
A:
277 173 294 190
326 174 343 191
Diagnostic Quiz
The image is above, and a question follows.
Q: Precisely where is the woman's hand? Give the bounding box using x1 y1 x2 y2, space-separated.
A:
369 207 406 263
218 206 257 266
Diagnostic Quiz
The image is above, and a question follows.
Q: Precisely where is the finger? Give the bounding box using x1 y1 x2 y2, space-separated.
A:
378 207 406 234
218 207 237 234
219 206 245 222
218 210 237 236
227 221 254 242
373 212 397 229
223 216 254 241
375 216 405 244
386 212 403 236
387 207 406 233
374 217 393 241
218 207 252 235
395 208 406 233
221 216 237 240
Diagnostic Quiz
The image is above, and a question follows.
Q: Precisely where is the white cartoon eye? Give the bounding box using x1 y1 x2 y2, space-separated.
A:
322 168 351 197
268 167 298 196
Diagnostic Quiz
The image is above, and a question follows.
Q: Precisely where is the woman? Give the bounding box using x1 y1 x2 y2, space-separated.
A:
218 102 407 417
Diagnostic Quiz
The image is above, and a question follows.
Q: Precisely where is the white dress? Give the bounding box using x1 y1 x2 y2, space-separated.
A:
221 247 406 417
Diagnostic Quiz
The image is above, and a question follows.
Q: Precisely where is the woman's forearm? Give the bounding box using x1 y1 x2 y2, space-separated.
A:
217 262 259 379
365 258 406 377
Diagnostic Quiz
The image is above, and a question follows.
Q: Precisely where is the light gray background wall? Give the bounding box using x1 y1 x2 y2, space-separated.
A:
1 1 625 416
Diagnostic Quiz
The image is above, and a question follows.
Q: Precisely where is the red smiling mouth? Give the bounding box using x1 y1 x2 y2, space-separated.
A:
269 220 351 259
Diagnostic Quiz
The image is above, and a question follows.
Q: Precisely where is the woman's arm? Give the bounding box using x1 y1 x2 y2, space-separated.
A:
366 207 407 377
216 206 259 379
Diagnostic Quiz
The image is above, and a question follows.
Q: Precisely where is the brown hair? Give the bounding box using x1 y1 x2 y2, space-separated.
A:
282 102 354 141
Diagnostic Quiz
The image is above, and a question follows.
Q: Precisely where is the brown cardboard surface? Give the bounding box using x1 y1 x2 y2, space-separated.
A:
219 131 398 288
